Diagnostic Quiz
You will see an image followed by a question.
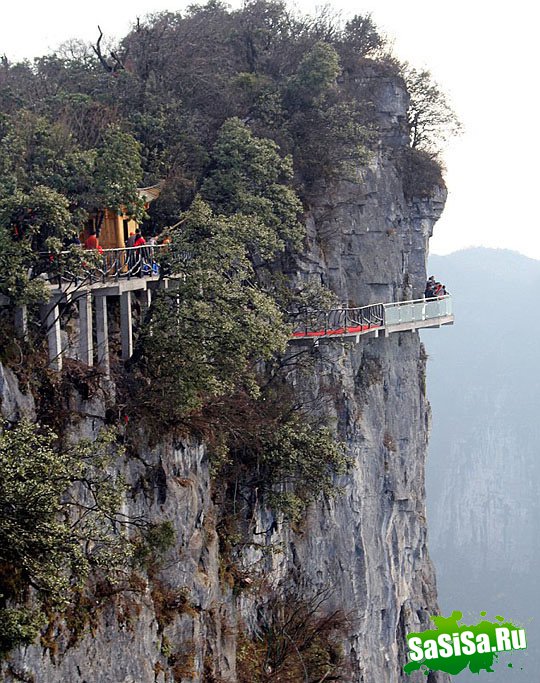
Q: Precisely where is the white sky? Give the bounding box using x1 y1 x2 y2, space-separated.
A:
2 0 538 258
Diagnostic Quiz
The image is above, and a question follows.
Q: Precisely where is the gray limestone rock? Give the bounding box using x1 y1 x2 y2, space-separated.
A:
0 362 36 422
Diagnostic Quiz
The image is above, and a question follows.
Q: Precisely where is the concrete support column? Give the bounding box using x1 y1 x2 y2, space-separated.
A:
40 301 62 372
78 293 93 366
95 295 110 377
14 306 28 341
120 291 133 360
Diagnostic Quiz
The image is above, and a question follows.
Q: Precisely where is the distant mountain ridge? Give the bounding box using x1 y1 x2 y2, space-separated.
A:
424 247 540 681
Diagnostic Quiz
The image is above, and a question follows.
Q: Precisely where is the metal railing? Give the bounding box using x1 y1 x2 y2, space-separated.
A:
291 296 452 340
36 244 169 285
383 295 452 327
292 303 384 338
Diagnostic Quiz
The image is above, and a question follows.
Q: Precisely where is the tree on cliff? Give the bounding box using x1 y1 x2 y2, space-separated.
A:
0 421 134 655
403 65 462 153
0 114 145 300
129 120 346 519
398 66 460 199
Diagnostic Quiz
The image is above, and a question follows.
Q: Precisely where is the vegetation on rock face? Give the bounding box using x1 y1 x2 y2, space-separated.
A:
0 1 459 301
131 116 302 422
0 420 136 656
200 117 304 253
399 146 446 200
399 65 461 199
0 111 146 300
237 585 350 682
125 115 347 520
0 2 383 260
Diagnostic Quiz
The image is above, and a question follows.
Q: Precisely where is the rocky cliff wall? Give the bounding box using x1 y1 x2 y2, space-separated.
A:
1 71 449 683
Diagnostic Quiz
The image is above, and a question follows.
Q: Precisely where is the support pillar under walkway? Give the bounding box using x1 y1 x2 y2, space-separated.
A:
120 291 133 361
95 295 110 378
40 301 62 372
78 292 93 366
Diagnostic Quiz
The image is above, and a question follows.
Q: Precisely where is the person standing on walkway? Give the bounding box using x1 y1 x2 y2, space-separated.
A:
126 231 136 270
134 230 149 274
424 276 436 299
134 230 146 247
84 231 103 254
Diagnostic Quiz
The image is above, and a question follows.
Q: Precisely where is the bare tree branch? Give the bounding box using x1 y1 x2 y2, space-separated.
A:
92 26 113 73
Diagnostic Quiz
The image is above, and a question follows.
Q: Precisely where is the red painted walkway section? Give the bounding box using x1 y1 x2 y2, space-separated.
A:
291 323 382 339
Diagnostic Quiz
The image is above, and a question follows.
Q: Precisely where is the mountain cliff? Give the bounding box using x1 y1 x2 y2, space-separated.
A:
0 62 450 683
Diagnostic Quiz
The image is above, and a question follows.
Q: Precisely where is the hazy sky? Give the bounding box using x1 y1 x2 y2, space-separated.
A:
2 0 538 258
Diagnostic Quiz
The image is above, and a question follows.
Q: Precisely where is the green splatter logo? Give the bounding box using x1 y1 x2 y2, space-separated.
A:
404 611 526 676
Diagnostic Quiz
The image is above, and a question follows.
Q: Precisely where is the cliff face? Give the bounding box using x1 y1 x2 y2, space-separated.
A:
1 71 448 683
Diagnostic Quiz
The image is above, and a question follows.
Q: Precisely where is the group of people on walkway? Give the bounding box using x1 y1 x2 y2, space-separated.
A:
78 228 170 253
424 276 448 298
125 230 157 273
62 228 156 252
58 227 166 277
125 229 150 249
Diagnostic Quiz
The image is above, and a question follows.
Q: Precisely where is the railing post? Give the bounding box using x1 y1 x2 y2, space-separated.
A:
55 252 62 287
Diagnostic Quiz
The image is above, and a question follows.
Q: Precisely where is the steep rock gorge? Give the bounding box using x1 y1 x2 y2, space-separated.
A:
1 69 449 683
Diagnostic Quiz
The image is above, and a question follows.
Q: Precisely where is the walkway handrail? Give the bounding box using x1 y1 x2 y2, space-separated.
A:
291 295 452 340
31 245 453 340
382 295 451 309
35 244 170 285
383 295 452 327
292 302 384 339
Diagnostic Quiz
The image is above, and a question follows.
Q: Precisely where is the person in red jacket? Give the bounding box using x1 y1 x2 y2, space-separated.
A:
134 229 146 247
84 231 104 254
84 232 98 249
133 229 150 274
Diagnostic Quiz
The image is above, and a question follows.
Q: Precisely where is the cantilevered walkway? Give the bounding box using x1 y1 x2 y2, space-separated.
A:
2 246 453 373
291 296 453 342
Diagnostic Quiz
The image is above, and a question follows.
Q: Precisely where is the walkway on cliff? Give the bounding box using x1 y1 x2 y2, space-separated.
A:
1 246 454 373
291 297 453 342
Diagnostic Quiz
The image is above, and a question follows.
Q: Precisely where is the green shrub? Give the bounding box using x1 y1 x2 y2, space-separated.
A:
0 607 45 658
0 420 133 655
134 521 176 568
399 147 445 201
